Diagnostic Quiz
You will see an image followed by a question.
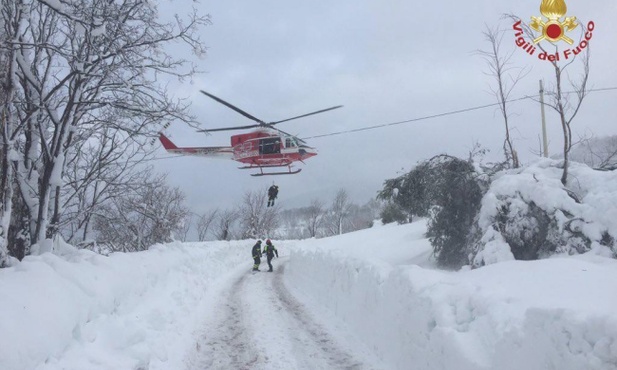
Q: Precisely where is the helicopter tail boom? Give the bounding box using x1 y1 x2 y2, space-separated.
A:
158 133 234 159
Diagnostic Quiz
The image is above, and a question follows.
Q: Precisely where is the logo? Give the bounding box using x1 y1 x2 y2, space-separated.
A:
531 0 577 44
512 0 595 62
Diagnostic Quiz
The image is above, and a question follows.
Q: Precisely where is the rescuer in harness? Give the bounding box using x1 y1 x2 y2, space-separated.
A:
262 239 279 272
267 184 279 207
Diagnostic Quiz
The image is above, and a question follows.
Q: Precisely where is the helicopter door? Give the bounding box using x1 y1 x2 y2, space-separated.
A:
259 137 281 155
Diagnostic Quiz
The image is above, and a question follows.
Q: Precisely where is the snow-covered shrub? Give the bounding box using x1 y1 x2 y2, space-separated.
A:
423 156 485 269
493 197 589 260
379 201 409 224
471 159 617 266
380 155 487 269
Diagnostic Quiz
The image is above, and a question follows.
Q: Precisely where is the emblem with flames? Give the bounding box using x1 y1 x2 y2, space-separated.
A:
531 0 578 44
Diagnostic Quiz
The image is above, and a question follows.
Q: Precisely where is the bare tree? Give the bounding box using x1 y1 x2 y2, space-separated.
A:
549 49 590 185
1 0 208 258
196 209 219 241
238 189 279 239
0 106 9 265
477 24 528 168
509 14 591 184
325 188 353 236
93 171 189 252
60 128 155 244
0 0 25 266
348 198 382 231
178 214 192 242
280 210 301 239
305 199 325 238
570 135 617 170
214 209 238 241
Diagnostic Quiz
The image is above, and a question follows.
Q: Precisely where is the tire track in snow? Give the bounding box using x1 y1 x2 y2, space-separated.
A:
271 264 366 370
191 272 260 370
189 261 372 370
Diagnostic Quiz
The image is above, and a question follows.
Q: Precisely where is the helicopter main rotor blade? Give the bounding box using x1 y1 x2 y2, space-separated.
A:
197 124 261 133
269 105 343 125
274 127 309 145
200 90 266 125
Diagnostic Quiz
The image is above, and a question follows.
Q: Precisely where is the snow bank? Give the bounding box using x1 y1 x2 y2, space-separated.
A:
286 221 617 370
0 240 250 370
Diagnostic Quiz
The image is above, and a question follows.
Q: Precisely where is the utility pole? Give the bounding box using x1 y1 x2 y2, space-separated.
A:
539 79 549 157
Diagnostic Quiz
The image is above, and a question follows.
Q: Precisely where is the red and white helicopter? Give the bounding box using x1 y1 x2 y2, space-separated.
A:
159 90 342 176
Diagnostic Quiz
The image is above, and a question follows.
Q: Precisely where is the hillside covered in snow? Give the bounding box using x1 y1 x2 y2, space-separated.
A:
1 219 616 370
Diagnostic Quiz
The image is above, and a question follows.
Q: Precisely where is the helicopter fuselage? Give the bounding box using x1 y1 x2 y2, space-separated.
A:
231 129 317 167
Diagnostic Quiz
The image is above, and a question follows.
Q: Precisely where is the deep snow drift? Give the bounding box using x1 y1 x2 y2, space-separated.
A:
1 221 616 369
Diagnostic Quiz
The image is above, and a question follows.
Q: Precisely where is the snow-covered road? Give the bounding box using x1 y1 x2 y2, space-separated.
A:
188 259 370 370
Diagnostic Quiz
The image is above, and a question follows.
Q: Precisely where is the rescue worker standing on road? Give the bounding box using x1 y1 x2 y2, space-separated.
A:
252 240 263 271
262 239 279 272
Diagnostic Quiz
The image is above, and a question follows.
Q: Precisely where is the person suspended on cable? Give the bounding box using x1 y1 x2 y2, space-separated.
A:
267 184 279 207
252 240 263 271
262 239 279 272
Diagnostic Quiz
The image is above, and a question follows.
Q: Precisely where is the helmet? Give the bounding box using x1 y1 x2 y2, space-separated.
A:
266 239 271 244
257 240 262 244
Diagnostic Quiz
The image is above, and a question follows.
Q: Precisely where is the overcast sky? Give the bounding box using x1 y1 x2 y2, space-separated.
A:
153 0 617 214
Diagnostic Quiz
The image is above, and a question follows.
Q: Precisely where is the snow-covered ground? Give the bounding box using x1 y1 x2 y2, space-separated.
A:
1 221 617 370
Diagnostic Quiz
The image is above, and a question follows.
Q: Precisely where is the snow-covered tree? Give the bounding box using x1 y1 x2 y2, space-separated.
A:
568 135 617 171
214 209 239 241
0 0 24 266
380 201 408 224
196 209 218 242
93 171 189 252
423 156 485 268
477 24 526 169
378 162 434 220
509 15 591 185
60 128 155 244
177 214 192 242
0 0 208 259
380 155 486 268
324 188 352 236
305 199 325 238
347 199 381 231
238 189 279 239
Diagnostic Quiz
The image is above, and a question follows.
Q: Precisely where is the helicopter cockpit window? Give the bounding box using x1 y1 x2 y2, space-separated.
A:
285 137 297 148
259 137 281 155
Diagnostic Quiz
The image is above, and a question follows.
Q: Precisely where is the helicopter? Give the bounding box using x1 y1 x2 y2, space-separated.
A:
159 90 342 176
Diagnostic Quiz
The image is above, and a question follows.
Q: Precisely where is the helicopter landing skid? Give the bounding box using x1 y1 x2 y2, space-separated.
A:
250 168 302 176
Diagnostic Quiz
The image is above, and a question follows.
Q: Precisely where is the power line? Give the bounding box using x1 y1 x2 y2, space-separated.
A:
301 86 617 140
142 154 184 162
145 85 617 161
585 86 617 93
